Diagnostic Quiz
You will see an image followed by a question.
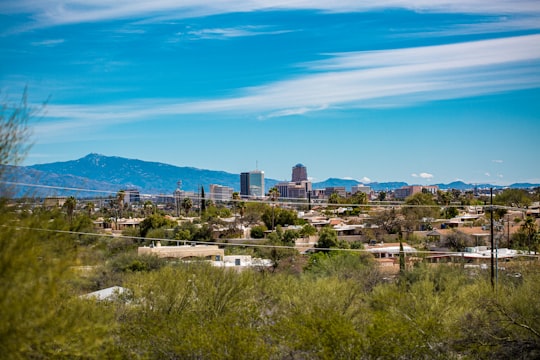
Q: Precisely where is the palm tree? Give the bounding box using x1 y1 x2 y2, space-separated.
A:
182 197 193 216
64 196 76 224
269 187 280 230
84 201 94 217
116 190 125 219
328 192 341 205
143 200 154 217
238 201 246 224
352 191 367 205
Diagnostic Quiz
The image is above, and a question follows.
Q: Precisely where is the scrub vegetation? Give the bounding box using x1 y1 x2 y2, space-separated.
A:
1 203 539 359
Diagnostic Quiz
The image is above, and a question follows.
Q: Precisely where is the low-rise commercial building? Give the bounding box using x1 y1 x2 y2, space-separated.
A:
138 243 224 261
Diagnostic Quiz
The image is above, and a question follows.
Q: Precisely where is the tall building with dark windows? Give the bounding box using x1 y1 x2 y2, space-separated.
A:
240 170 265 198
240 172 250 197
291 163 308 182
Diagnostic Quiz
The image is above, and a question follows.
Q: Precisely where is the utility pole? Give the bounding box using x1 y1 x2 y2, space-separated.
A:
490 188 495 289
507 214 511 248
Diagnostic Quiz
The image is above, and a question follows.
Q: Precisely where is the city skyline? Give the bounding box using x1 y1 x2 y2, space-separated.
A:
1 1 540 185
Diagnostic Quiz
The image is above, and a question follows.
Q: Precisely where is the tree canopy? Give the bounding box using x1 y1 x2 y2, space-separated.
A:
495 188 533 208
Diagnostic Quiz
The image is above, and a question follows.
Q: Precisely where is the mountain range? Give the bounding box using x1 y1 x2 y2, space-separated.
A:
4 153 538 198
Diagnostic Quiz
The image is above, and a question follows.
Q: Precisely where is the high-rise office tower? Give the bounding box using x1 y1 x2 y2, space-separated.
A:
240 170 265 198
240 172 250 197
292 163 308 182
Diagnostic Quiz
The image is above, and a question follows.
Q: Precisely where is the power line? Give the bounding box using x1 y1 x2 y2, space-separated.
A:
3 224 538 259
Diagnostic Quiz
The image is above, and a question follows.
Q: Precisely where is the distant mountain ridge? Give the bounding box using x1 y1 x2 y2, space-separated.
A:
28 153 240 195
312 178 408 192
9 153 537 197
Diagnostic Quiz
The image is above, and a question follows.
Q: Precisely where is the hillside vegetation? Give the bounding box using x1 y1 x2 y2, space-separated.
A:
1 202 539 359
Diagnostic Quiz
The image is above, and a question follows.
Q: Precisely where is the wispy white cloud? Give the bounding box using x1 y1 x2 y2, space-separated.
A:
30 39 64 46
259 105 329 120
492 159 503 163
394 16 540 39
177 26 292 40
360 177 371 183
485 172 491 177
35 34 540 137
2 1 539 30
182 34 540 111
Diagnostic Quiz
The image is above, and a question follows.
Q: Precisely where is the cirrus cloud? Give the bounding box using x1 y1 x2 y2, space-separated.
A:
2 1 540 31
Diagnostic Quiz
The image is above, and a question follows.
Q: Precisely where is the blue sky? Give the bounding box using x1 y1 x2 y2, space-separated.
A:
1 1 540 185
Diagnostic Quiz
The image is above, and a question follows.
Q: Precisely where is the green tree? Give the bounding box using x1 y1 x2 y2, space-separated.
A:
351 191 368 205
402 192 439 231
256 231 299 272
495 188 532 208
250 225 267 239
299 223 317 238
283 229 299 245
328 192 342 205
399 239 405 274
63 196 76 223
243 202 266 226
139 213 176 238
200 186 206 214
191 223 213 242
262 206 298 230
372 208 402 234
182 197 193 215
436 190 453 206
316 227 339 251
442 206 459 219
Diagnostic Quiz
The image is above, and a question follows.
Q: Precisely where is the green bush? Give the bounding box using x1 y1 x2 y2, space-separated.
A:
250 225 267 239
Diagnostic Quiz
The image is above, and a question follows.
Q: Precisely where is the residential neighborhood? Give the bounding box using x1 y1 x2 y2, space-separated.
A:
38 162 540 275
